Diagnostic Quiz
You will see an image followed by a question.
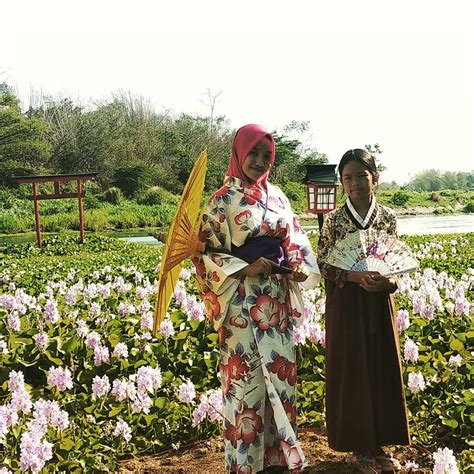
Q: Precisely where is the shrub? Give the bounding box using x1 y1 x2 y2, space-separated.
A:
113 163 151 197
102 187 123 204
462 200 474 213
137 186 165 206
391 191 410 207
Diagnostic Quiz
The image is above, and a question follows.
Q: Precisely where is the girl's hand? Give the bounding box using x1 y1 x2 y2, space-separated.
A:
359 274 397 292
288 265 309 282
347 271 380 285
234 257 275 277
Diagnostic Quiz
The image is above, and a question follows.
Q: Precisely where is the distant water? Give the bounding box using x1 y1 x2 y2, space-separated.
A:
301 213 474 236
1 214 473 246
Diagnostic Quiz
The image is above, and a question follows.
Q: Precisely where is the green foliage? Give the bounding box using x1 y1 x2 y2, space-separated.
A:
0 84 52 185
406 169 474 192
281 182 307 214
391 191 410 206
103 186 123 204
113 163 151 197
463 200 474 213
0 232 471 471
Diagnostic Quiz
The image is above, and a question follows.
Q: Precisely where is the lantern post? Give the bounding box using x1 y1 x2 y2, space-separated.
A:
304 164 338 232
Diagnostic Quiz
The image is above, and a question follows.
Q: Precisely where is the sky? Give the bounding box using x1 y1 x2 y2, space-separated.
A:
2 0 473 184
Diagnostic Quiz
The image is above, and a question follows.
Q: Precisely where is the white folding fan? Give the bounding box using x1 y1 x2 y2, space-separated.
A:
325 230 419 276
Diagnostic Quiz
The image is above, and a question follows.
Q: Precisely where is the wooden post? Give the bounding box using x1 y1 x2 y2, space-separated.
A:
317 213 324 233
78 180 85 243
32 182 42 247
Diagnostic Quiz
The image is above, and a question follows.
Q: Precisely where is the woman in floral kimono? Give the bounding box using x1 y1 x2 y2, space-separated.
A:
317 149 409 473
192 124 320 473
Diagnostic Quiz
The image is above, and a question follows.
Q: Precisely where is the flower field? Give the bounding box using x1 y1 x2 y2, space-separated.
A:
0 233 472 473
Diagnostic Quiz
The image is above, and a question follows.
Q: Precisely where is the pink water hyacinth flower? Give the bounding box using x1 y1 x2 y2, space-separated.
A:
92 375 111 398
8 370 25 392
136 366 162 394
10 389 32 415
173 280 186 304
111 379 137 402
47 367 73 392
0 338 7 355
179 268 192 281
404 338 419 363
94 345 110 366
33 399 69 431
117 301 136 316
44 298 59 323
113 418 132 442
159 316 175 338
113 342 129 359
0 405 19 436
7 313 21 332
131 393 153 414
140 311 153 331
20 430 53 473
293 326 306 346
33 332 49 350
433 447 459 474
88 302 101 317
0 467 13 474
397 309 410 333
448 354 462 367
85 331 101 350
76 319 90 338
178 380 196 403
192 388 224 426
408 372 425 394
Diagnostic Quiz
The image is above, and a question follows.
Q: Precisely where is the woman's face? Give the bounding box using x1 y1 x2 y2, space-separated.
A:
242 140 272 183
340 160 377 201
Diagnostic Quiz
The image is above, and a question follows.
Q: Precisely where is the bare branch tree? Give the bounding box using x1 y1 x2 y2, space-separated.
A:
201 88 222 136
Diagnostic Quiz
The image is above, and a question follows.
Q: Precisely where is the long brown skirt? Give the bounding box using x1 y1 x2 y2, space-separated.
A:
325 280 410 452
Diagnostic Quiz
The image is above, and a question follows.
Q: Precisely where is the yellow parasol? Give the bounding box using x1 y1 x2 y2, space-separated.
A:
153 149 208 334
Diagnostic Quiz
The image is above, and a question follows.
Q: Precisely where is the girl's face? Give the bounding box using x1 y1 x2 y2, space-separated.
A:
242 140 272 183
340 160 377 201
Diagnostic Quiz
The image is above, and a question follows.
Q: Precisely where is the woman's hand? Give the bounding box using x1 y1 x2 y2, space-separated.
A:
359 274 397 292
288 265 309 282
233 257 275 277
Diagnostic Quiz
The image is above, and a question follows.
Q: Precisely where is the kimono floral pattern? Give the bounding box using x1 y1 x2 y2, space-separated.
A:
192 177 320 473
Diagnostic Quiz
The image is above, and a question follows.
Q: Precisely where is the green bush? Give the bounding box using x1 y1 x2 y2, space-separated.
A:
102 187 123 204
391 191 410 207
137 186 165 206
463 200 474 213
113 163 151 197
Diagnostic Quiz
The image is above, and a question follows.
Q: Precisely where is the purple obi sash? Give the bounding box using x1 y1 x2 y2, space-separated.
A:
231 236 287 267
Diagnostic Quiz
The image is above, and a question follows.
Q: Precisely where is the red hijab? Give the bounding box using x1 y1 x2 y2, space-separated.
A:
225 124 276 191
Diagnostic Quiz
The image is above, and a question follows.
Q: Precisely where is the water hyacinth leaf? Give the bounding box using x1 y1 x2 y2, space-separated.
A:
108 406 122 417
44 350 64 365
449 338 464 351
442 418 459 428
60 438 76 450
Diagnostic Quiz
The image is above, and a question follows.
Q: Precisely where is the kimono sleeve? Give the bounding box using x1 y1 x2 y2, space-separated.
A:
317 212 348 288
192 195 248 329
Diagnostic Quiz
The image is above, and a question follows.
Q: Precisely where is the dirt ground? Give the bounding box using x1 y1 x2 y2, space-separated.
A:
120 429 433 473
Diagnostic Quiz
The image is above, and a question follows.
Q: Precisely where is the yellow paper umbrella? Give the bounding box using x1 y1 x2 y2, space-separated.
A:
153 149 208 334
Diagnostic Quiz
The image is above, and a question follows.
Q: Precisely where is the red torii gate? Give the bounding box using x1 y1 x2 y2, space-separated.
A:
12 173 98 247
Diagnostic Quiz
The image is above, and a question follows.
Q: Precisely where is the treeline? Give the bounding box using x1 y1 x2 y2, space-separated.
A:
0 84 327 196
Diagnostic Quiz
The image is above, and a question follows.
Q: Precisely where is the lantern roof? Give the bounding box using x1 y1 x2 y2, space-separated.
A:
304 164 338 185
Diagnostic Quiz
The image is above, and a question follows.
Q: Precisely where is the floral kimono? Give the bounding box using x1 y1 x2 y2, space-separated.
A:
193 176 320 473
